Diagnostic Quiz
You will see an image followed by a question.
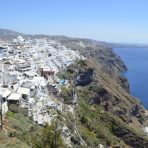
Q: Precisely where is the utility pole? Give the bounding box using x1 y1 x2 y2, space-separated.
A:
54 118 58 148
2 63 4 85
18 99 20 114
0 93 3 129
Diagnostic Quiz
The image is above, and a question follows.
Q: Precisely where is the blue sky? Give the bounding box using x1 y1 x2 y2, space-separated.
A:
1 0 148 43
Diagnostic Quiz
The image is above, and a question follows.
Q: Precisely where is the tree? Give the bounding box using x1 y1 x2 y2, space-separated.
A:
31 123 64 148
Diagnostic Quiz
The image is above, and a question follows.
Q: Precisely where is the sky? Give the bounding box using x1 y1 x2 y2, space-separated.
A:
1 0 148 44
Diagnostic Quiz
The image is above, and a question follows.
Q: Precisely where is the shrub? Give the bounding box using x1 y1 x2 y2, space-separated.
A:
60 87 72 104
89 85 106 95
77 60 87 67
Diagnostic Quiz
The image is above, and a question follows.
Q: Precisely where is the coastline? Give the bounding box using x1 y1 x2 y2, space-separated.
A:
113 47 148 109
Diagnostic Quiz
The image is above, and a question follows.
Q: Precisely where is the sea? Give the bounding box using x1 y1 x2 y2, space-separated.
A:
113 47 148 109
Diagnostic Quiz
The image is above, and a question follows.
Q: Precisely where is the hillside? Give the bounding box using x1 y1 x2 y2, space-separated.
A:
0 28 148 147
0 28 24 41
58 38 130 92
57 59 148 147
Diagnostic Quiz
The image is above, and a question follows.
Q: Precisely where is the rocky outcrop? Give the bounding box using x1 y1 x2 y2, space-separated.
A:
116 76 130 92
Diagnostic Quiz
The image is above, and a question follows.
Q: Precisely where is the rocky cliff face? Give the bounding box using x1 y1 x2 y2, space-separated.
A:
59 60 148 147
58 39 130 92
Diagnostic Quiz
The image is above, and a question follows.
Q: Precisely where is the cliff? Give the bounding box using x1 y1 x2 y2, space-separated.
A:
58 38 130 92
58 59 148 147
0 29 147 147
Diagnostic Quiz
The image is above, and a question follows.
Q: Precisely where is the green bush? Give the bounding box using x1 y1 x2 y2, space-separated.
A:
77 60 87 67
6 111 14 117
88 85 106 95
60 87 72 104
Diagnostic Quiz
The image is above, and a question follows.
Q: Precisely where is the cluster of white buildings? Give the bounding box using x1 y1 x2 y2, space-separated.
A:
0 36 83 126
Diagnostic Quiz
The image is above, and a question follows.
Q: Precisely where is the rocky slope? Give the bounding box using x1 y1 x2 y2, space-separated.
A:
57 38 130 92
58 59 148 147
